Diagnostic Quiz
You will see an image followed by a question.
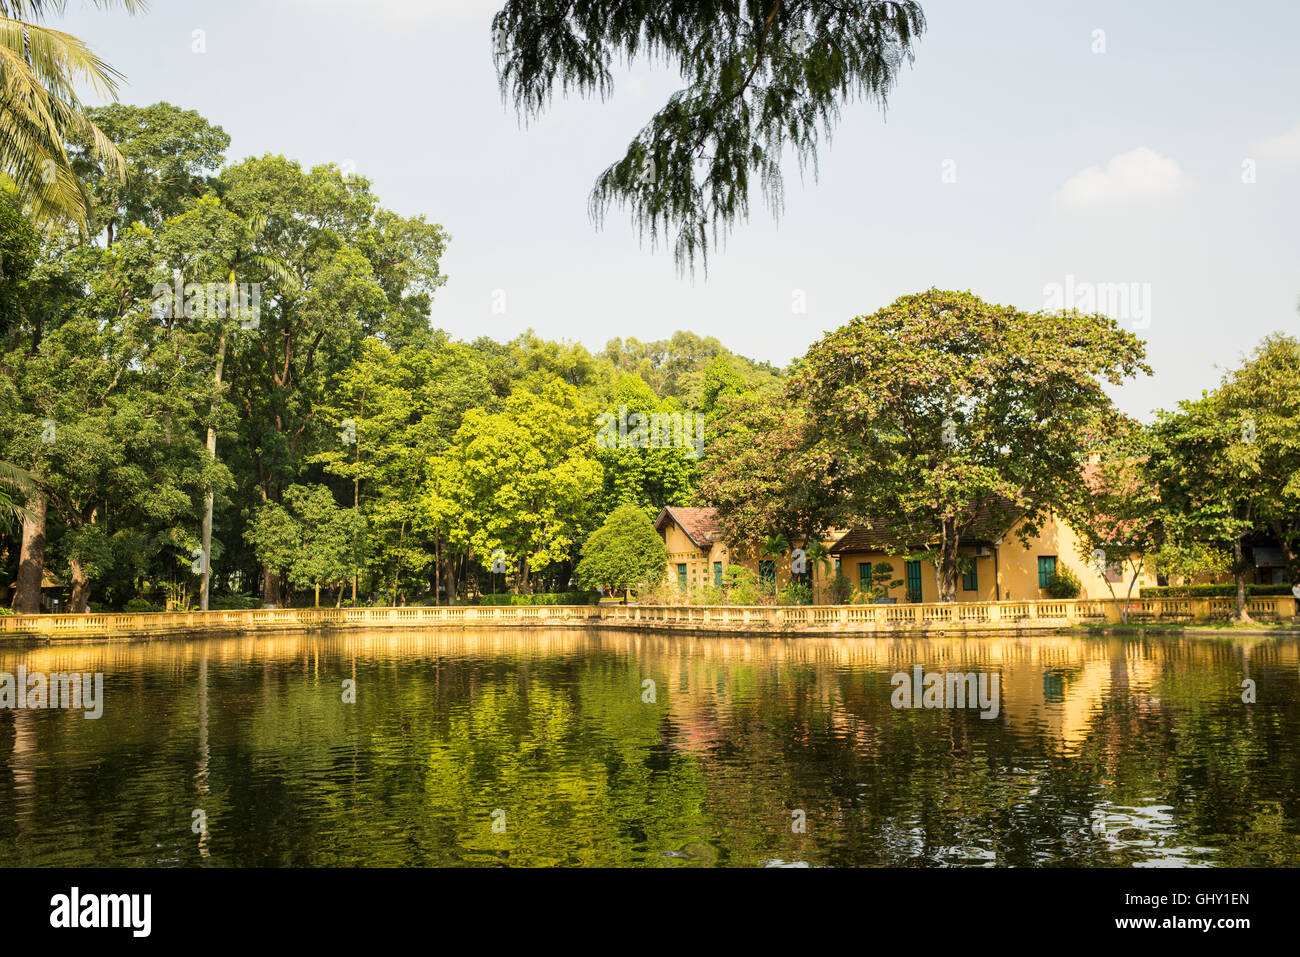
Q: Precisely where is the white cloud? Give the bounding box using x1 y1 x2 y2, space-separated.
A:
1053 147 1188 208
1254 125 1300 165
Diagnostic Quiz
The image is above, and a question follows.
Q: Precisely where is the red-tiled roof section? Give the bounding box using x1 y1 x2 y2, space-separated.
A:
655 506 722 550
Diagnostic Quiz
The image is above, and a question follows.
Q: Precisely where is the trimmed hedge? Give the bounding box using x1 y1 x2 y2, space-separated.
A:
1139 583 1296 598
477 591 602 606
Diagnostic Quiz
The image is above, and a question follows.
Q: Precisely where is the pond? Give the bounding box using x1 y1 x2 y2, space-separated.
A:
0 629 1296 867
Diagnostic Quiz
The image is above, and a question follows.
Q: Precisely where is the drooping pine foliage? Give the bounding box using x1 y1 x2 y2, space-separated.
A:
492 0 926 272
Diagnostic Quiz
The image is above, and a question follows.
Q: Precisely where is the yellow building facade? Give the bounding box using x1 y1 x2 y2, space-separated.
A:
656 507 1157 603
654 507 845 598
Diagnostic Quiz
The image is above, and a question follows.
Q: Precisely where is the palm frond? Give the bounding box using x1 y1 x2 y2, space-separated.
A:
0 5 137 227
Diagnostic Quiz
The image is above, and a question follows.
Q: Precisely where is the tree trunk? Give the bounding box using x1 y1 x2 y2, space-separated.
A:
262 564 281 608
442 556 457 606
13 491 46 614
937 519 960 602
200 332 227 612
69 556 90 613
351 474 359 604
434 536 442 606
1233 538 1252 622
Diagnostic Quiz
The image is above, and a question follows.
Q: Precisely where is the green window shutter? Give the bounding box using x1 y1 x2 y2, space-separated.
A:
677 564 688 590
905 560 923 603
759 560 776 588
714 562 723 588
1038 556 1057 588
962 562 978 592
858 562 872 585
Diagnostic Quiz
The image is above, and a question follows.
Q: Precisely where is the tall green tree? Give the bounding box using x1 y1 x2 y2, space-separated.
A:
595 374 698 517
314 338 494 605
792 289 1150 601
246 484 359 607
432 382 603 594
216 155 448 604
159 195 298 610
72 101 230 242
1147 336 1300 619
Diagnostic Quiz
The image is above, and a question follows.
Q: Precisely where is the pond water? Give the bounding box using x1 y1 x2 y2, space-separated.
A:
0 629 1296 867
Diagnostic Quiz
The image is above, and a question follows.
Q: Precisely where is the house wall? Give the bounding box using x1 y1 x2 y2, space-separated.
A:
662 512 1159 603
661 521 841 597
662 524 727 593
835 514 1158 604
997 515 1157 601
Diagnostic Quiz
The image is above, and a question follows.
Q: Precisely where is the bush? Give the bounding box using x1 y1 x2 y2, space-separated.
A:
477 591 601 606
1138 583 1295 599
210 593 262 610
687 585 725 606
722 566 761 606
778 582 812 605
1044 568 1082 599
827 572 852 604
123 597 162 613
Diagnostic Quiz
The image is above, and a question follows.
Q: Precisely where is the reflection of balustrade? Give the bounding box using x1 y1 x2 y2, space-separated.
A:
0 595 1294 639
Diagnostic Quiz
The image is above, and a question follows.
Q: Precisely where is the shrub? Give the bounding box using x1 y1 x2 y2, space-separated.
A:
690 584 726 606
778 582 812 605
210 593 262 610
1138 583 1295 599
827 572 852 604
123 597 162 613
722 566 761 606
477 591 601 606
1044 568 1082 599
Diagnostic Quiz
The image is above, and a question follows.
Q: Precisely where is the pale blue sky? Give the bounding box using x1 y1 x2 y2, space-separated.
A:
55 0 1300 418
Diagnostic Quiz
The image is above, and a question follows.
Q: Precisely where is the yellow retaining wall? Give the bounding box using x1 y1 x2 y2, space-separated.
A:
0 595 1293 641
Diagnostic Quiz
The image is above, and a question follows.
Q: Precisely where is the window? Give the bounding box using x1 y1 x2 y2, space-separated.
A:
962 561 978 592
1038 556 1057 589
759 560 776 589
905 560 923 603
858 562 873 586
834 558 841 577
677 563 688 591
714 561 724 588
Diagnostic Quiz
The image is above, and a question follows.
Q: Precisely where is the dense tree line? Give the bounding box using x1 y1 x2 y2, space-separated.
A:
0 103 775 612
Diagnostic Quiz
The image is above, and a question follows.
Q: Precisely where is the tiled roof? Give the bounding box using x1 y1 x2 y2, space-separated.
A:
655 506 722 549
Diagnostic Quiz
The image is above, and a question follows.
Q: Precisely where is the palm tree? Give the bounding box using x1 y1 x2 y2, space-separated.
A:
758 533 789 596
0 459 36 530
0 0 141 227
803 540 832 604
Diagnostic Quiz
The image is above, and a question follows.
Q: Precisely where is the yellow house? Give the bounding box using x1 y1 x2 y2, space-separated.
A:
653 507 845 597
830 512 1156 603
656 506 1156 603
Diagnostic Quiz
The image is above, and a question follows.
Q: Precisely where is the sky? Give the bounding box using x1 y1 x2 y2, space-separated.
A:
51 0 1300 419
